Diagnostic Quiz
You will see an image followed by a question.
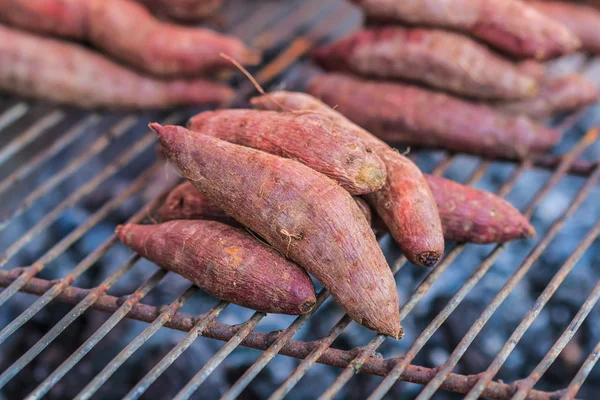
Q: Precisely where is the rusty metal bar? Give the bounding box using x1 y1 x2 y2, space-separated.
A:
0 114 101 196
0 254 140 389
0 115 140 231
0 102 27 133
369 133 597 400
74 285 200 400
27 268 169 400
174 312 265 400
123 301 230 400
561 339 600 399
413 167 600 400
0 271 561 400
511 280 600 400
465 219 600 399
0 110 63 167
0 166 158 344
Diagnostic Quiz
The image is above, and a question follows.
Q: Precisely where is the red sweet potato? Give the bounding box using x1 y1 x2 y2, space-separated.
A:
135 0 222 22
187 109 387 195
251 92 445 267
158 180 373 226
352 0 580 59
307 73 559 160
150 123 402 338
0 0 259 77
517 60 547 81
425 175 535 243
495 74 599 119
252 92 535 243
116 220 316 315
528 1 600 54
313 27 538 100
0 26 233 108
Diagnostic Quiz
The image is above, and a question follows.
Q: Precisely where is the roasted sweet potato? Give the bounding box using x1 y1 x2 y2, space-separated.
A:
0 0 259 77
187 109 387 195
151 123 402 338
352 0 580 59
307 73 559 159
135 0 222 22
528 1 600 54
425 175 535 243
251 92 445 267
313 27 538 99
116 220 316 314
0 25 233 108
496 74 599 119
158 181 373 226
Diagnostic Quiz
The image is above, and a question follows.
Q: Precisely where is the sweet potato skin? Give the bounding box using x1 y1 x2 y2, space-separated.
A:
352 0 580 59
116 220 316 315
251 92 445 267
156 181 231 222
495 74 599 119
0 25 233 108
0 0 259 76
313 27 538 100
425 175 535 243
187 109 387 195
151 123 402 338
135 0 222 21
528 1 600 55
307 73 559 160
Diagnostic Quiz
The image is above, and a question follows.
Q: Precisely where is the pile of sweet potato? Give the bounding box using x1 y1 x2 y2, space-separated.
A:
113 90 540 338
308 0 599 159
0 0 258 108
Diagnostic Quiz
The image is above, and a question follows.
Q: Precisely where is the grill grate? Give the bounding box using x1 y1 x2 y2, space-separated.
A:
0 0 599 399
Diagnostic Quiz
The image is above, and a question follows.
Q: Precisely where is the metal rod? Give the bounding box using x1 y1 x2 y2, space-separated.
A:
26 268 169 400
0 166 156 342
0 110 62 167
173 312 266 400
561 339 600 400
0 254 141 389
123 302 230 400
414 167 600 400
74 285 200 400
0 114 100 196
511 281 600 400
0 102 27 134
465 219 600 399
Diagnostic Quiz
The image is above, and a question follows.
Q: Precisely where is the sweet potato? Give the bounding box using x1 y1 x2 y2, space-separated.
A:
425 175 535 243
313 27 538 100
150 123 402 338
352 0 580 59
158 180 373 226
116 220 316 315
0 26 233 108
0 0 259 77
307 73 559 160
527 1 600 54
252 92 534 243
135 0 222 22
495 74 599 119
187 109 387 195
251 92 445 267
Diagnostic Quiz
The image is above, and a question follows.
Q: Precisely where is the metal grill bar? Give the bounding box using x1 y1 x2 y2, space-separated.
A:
562 338 600 399
74 285 200 400
368 131 598 400
414 165 600 400
0 114 100 196
0 110 64 167
0 102 27 133
465 219 600 399
122 301 230 400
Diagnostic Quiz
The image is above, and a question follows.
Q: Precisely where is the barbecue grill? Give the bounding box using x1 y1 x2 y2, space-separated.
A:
0 0 599 399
